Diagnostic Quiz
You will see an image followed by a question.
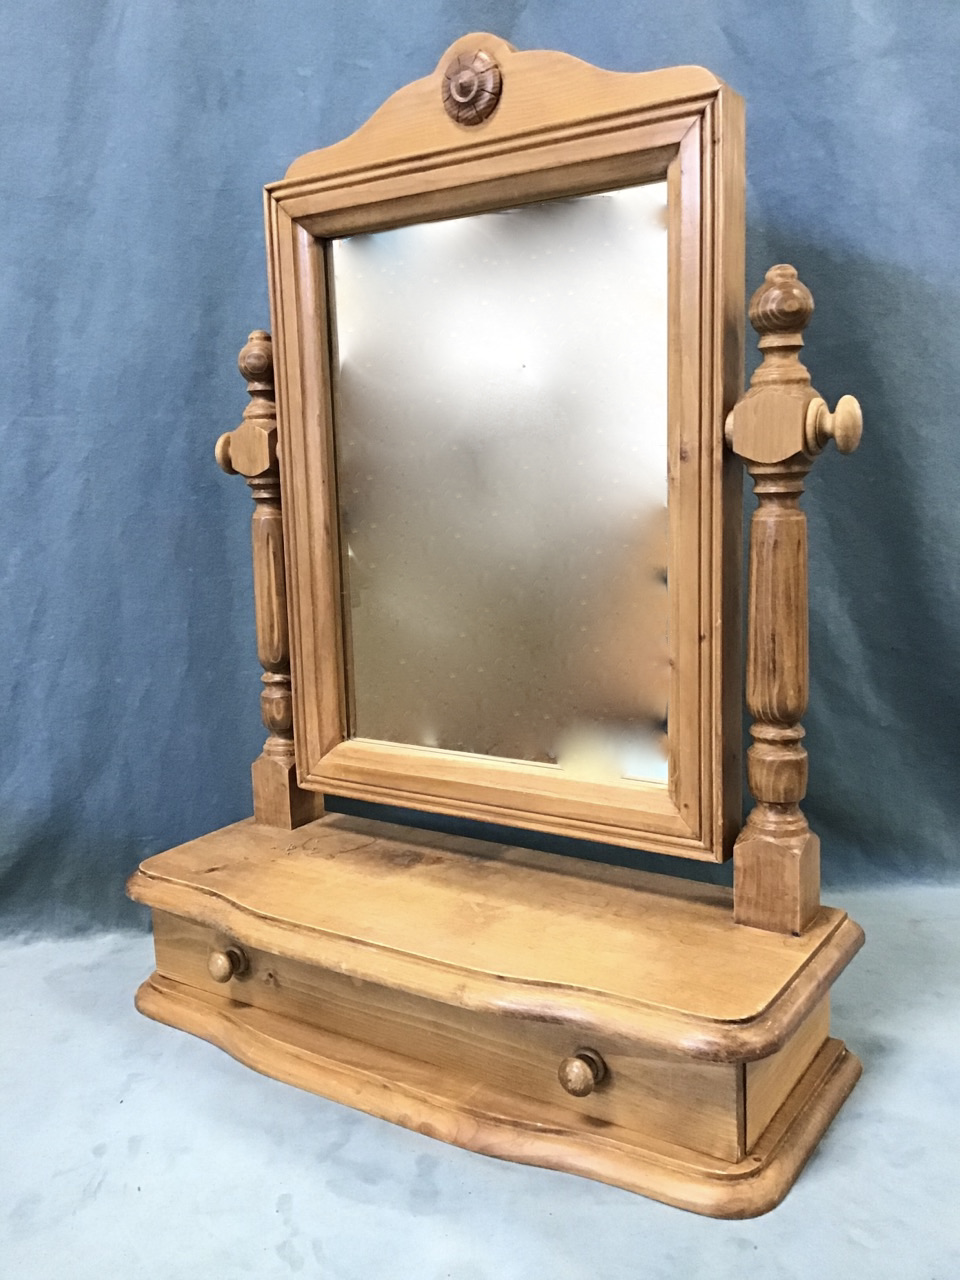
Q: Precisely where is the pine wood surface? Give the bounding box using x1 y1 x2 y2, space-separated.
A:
128 814 862 1055
134 970 861 1218
132 36 867 1215
214 330 323 830
147 909 834 1164
283 37 725 185
150 910 745 1162
728 266 862 932
264 33 745 859
744 998 831 1149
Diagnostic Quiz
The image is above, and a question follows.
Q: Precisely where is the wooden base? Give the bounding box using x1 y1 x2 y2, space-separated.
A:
136 973 859 1218
127 813 863 1217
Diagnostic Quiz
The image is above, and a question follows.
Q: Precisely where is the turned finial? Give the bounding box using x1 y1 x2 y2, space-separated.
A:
238 330 273 385
748 267 863 456
727 264 862 461
739 264 816 397
749 264 814 343
216 330 277 478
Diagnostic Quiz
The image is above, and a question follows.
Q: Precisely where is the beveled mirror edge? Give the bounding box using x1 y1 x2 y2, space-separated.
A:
265 38 744 861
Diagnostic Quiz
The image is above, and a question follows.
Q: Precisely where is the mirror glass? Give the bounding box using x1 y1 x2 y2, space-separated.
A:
330 182 669 784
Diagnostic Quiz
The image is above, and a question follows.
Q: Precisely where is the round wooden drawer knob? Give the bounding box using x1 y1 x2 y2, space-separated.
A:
558 1049 607 1097
207 946 248 983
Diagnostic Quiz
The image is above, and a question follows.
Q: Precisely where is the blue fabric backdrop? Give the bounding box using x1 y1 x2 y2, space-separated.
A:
2 0 958 931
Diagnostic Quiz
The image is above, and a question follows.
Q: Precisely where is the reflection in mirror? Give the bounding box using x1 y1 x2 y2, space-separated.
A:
330 182 669 783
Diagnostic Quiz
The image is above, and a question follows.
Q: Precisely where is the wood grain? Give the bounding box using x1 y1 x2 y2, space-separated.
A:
128 813 863 1059
135 971 861 1218
284 37 722 183
215 331 323 830
728 267 862 933
744 997 829 1150
151 910 745 1162
265 34 745 860
134 37 866 1217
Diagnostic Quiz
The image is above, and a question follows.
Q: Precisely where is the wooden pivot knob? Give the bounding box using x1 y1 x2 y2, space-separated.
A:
805 394 863 455
207 946 248 983
214 431 236 474
558 1049 607 1097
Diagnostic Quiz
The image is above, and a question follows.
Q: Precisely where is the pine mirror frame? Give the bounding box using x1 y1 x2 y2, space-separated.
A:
264 33 745 861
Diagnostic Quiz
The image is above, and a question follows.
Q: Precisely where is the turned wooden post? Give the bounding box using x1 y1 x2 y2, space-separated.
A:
727 267 862 934
215 331 324 829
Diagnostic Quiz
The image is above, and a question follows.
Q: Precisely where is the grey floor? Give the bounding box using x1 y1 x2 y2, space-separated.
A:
3 885 959 1279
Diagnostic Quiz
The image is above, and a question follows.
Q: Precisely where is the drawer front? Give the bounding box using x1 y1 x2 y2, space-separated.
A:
152 910 744 1160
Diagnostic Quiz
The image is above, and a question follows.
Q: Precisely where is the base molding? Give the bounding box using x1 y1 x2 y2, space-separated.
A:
137 972 860 1218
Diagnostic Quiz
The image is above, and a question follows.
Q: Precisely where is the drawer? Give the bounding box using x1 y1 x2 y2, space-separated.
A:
150 911 827 1163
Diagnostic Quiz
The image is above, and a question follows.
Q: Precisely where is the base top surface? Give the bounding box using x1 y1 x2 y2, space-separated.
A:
129 814 862 1054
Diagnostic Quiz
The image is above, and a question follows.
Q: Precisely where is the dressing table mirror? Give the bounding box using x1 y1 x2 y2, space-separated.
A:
128 34 865 1217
